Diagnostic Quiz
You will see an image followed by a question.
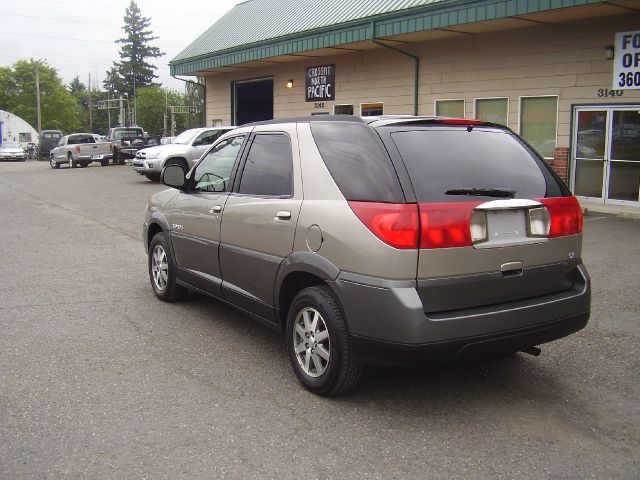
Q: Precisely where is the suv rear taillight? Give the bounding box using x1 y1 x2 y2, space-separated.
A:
419 202 482 249
350 197 582 250
538 197 583 237
75 145 80 153
348 202 419 249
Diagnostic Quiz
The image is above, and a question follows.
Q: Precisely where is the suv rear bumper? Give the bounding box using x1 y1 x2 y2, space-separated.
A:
331 264 590 366
350 311 588 366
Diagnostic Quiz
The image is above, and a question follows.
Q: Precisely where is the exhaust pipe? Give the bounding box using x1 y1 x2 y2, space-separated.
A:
520 346 542 356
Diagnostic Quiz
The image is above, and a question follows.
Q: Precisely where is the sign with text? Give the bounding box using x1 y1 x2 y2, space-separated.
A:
613 30 640 90
305 64 335 102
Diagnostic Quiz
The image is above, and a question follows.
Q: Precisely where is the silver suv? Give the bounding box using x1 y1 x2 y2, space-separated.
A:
143 116 590 395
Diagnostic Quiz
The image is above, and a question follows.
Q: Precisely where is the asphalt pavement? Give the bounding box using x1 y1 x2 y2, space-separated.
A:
0 160 638 479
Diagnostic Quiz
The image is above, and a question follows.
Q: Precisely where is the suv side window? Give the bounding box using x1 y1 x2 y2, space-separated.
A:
193 135 245 193
238 134 293 197
195 130 224 146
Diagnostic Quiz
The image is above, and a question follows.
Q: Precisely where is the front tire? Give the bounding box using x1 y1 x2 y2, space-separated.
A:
285 286 362 396
100 159 109 167
50 156 59 169
145 173 160 182
148 232 186 302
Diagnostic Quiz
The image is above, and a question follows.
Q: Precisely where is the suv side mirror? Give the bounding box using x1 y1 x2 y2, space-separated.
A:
192 138 203 146
162 165 186 189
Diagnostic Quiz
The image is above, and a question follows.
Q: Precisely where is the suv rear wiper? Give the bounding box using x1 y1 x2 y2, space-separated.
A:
445 188 516 198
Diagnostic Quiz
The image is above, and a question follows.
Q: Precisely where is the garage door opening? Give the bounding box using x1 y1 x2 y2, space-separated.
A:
233 77 273 125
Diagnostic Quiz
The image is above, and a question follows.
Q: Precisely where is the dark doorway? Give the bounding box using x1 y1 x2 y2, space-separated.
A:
233 78 274 125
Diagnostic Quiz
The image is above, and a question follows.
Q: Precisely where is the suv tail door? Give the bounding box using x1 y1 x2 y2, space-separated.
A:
383 125 583 330
219 124 302 325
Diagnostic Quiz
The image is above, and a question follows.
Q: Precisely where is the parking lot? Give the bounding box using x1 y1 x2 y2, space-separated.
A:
0 160 639 479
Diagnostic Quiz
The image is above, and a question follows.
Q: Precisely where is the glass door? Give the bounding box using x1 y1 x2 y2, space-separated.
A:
572 106 640 206
573 109 607 201
609 110 640 204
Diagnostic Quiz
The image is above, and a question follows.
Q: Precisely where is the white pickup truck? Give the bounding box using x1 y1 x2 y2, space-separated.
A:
132 127 233 180
49 133 113 169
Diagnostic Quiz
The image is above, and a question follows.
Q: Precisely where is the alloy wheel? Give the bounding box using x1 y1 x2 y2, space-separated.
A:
151 244 169 292
293 307 331 378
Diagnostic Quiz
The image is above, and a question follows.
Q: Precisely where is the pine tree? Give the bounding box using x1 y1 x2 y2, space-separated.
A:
104 1 164 98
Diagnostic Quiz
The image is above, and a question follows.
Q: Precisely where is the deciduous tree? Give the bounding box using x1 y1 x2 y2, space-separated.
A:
0 59 80 133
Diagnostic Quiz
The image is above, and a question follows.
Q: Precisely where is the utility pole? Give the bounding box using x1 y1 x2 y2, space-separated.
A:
132 69 137 126
35 64 42 133
88 73 93 132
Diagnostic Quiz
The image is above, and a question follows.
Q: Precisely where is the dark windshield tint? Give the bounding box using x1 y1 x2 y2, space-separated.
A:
310 122 403 202
114 129 143 138
390 128 566 203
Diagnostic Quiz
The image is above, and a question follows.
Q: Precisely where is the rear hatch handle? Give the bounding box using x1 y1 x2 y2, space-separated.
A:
501 261 523 277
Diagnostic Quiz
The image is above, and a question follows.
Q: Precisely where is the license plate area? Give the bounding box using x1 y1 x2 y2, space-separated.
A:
475 209 546 249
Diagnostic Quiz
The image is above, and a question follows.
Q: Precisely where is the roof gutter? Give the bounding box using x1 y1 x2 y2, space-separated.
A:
371 21 419 116
171 75 206 127
171 74 205 88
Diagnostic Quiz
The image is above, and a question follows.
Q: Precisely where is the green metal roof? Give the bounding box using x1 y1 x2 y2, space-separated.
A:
170 0 607 75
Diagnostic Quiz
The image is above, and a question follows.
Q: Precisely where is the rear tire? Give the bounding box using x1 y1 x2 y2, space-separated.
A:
148 232 187 302
100 159 109 167
285 286 362 396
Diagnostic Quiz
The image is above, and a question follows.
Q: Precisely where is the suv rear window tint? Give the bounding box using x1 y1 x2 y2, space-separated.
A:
310 122 403 203
238 134 293 196
390 128 566 203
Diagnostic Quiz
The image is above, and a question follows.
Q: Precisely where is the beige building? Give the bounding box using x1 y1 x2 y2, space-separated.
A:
171 0 640 206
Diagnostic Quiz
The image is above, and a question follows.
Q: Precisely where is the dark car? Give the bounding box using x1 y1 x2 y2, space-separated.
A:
39 130 63 158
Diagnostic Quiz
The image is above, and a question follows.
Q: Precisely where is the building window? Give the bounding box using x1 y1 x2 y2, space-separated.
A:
19 132 32 143
334 104 354 115
211 119 223 127
361 102 383 116
475 98 508 126
520 96 558 159
435 99 464 118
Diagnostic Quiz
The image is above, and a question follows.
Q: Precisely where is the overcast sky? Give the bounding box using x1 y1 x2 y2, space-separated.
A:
0 0 241 92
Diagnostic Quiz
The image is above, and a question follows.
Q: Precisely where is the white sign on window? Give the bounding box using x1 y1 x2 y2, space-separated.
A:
613 30 640 90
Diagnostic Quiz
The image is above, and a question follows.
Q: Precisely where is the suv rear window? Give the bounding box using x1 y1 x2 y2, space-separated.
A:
310 122 403 203
389 127 566 203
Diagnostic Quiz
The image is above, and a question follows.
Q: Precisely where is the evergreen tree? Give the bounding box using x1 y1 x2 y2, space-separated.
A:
105 1 164 99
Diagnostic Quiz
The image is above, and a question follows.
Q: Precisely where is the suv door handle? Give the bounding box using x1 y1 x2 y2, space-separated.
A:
210 205 222 214
275 210 291 220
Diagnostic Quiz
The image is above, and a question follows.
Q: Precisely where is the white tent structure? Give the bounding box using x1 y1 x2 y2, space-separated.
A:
0 110 39 147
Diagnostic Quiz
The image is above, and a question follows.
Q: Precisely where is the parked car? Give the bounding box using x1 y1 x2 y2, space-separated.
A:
143 116 590 395
39 130 63 158
0 141 26 161
49 133 113 168
132 127 233 181
106 127 148 164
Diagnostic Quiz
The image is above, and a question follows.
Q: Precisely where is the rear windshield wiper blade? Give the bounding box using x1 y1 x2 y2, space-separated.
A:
445 187 516 198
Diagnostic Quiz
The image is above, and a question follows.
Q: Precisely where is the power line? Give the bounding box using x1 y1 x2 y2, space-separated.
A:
0 31 180 48
3 12 202 31
30 0 228 16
